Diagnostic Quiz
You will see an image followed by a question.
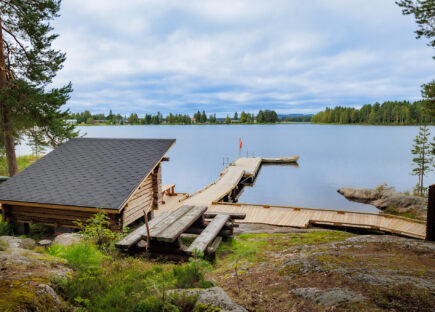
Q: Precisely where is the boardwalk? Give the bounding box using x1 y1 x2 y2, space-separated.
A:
182 157 262 206
210 203 427 239
157 157 427 240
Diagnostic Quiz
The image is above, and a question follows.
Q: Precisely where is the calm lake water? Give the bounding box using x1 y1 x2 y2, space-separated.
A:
17 124 435 213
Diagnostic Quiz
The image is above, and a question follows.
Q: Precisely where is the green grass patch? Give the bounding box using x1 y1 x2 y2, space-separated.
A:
51 249 213 311
383 206 418 219
0 154 41 176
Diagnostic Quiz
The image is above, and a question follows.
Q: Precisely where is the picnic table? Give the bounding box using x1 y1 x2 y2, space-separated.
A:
116 205 245 260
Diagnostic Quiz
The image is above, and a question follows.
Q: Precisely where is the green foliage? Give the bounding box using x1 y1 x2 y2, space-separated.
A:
49 243 104 272
74 210 127 253
0 154 41 176
256 110 278 123
312 101 434 124
0 215 12 235
172 254 213 289
194 303 220 312
411 125 433 196
53 255 213 312
396 0 435 49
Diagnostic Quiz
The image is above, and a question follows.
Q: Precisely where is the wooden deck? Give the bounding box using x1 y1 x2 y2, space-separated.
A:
209 202 427 239
156 157 427 240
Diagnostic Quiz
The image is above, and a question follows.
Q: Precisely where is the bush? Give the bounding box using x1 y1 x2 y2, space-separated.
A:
74 210 127 254
172 255 212 289
49 243 104 272
0 216 12 235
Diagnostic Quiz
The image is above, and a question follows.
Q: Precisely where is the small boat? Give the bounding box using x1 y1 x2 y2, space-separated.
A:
261 156 299 163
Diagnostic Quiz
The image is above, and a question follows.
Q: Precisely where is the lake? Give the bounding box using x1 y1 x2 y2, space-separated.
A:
17 124 435 213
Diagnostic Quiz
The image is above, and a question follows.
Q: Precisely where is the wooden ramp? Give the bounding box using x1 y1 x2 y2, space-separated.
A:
182 157 263 206
210 202 426 239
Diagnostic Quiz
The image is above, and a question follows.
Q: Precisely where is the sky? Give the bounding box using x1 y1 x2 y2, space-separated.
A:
50 0 434 116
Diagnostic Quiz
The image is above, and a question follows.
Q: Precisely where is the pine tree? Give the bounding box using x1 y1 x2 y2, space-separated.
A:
0 0 77 176
225 115 231 124
411 125 433 196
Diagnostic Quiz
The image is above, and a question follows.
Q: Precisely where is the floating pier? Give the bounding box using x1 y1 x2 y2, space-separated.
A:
156 156 427 240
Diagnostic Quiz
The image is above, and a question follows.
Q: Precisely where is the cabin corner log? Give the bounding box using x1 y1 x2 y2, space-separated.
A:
426 184 435 241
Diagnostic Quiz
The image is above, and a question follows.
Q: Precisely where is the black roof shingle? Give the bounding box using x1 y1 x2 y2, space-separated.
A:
0 138 175 210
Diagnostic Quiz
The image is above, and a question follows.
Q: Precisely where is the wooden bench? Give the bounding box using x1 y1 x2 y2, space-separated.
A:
161 184 176 204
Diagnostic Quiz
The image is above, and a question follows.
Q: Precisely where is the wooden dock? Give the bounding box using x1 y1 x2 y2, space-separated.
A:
156 156 427 240
209 202 427 239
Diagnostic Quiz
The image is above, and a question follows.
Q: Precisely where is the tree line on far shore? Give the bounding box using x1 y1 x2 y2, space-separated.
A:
69 109 280 125
311 101 434 125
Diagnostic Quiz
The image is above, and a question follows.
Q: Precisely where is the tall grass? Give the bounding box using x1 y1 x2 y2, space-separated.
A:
0 216 12 235
0 154 41 176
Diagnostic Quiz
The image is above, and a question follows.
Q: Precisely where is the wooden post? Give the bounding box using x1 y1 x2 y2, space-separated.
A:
426 184 435 241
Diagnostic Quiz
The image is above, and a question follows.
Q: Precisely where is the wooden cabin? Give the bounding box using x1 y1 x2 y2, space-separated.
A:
0 138 175 232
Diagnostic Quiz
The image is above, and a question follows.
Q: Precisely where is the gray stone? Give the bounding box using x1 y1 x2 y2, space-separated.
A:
0 235 22 248
337 187 427 218
53 233 82 246
38 239 52 247
21 238 36 249
137 240 147 248
38 284 61 304
291 287 366 307
169 287 247 312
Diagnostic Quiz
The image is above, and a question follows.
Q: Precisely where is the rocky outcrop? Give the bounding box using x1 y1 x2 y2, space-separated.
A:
169 287 248 312
290 287 366 307
338 187 428 219
0 236 71 311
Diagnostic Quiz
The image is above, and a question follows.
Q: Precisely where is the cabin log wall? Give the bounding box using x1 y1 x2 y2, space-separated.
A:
2 204 122 230
122 173 155 226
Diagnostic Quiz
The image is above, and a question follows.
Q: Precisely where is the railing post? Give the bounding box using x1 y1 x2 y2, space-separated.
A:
426 184 435 241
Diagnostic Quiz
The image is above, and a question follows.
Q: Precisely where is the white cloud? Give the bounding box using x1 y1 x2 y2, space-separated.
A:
49 0 434 114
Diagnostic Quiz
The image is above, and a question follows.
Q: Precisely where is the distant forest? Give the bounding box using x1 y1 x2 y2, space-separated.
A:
69 109 281 125
311 101 434 125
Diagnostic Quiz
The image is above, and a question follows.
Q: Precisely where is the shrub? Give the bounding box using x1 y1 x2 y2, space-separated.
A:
172 255 212 289
48 243 104 272
0 216 12 235
74 210 127 253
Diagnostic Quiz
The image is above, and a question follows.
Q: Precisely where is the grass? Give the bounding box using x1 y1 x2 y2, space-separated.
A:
0 154 41 176
383 206 419 219
47 242 213 312
0 216 12 236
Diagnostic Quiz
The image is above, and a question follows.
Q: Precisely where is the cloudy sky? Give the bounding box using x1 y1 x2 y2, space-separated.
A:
51 0 434 116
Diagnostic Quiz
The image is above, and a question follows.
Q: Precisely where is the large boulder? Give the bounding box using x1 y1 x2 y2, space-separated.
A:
169 287 247 312
52 233 83 246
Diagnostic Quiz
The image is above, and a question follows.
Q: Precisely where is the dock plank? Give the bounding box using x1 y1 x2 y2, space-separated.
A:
187 214 230 253
152 206 208 243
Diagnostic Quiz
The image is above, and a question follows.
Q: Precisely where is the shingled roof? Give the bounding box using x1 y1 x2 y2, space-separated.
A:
0 138 175 210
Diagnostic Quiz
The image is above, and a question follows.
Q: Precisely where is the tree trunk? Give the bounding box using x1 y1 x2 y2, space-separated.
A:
0 17 18 177
426 184 435 241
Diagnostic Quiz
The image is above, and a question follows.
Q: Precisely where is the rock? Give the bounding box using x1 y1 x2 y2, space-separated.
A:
21 238 36 249
137 240 147 248
338 187 427 218
38 284 61 304
0 236 22 248
337 187 380 201
169 287 247 312
290 287 366 307
38 239 52 247
53 233 83 246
